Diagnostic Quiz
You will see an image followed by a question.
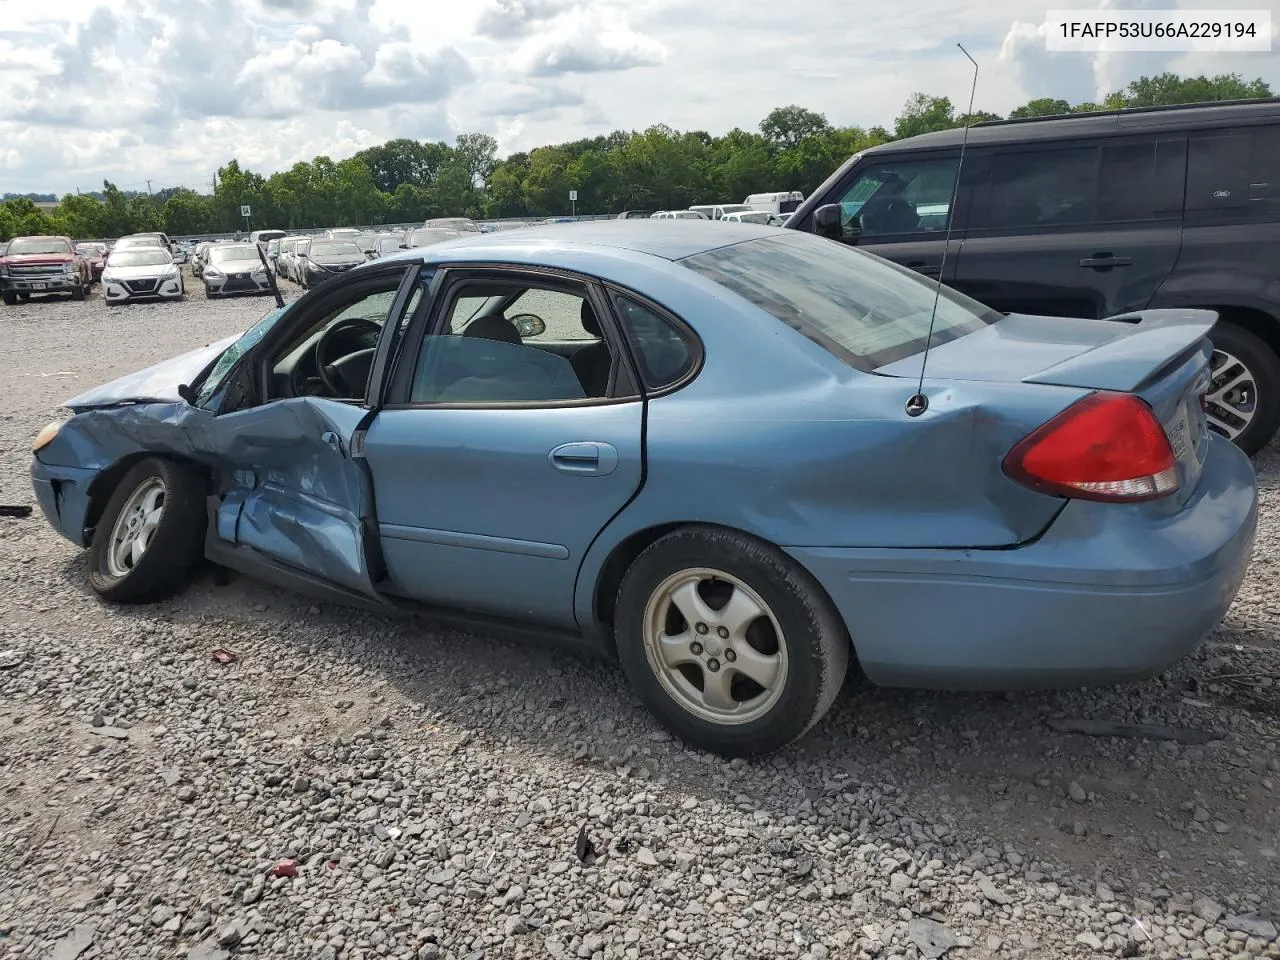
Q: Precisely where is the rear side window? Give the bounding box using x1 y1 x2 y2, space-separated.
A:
984 138 1185 228
989 147 1098 227
1186 125 1280 221
681 232 998 371
612 295 697 389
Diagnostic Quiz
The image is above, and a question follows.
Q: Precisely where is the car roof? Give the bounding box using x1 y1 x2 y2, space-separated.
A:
374 220 773 267
867 97 1280 154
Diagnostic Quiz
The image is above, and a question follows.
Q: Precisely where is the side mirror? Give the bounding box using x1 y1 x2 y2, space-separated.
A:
509 313 546 338
813 204 847 241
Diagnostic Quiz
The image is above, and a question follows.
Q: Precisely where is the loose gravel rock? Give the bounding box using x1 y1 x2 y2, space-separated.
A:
1 277 1279 958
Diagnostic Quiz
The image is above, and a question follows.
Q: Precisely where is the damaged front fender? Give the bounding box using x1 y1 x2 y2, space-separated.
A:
32 395 381 599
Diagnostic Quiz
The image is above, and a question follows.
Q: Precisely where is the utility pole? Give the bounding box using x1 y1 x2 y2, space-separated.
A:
145 179 156 205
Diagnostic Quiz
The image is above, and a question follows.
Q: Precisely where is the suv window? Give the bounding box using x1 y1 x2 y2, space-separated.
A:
982 138 1186 229
833 157 958 239
1186 125 1280 220
989 147 1097 228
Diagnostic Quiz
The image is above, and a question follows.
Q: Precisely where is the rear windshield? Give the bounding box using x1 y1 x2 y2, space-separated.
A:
680 232 998 370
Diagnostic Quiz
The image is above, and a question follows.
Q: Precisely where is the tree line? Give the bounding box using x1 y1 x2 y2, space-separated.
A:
0 72 1270 242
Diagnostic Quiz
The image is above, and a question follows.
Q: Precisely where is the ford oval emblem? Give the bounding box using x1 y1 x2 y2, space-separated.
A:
1213 189 1231 199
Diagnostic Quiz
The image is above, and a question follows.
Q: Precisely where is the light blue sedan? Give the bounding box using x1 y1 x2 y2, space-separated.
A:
29 222 1258 756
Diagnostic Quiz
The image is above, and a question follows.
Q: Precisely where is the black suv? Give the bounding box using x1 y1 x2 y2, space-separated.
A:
788 99 1280 454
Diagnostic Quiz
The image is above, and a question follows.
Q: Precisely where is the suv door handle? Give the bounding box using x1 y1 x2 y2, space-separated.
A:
1079 254 1133 269
906 261 941 277
549 442 619 476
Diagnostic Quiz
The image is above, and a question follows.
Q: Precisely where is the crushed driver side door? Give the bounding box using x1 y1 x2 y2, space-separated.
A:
200 265 425 598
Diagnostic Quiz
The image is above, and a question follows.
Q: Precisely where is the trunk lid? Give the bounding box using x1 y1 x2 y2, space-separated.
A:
876 309 1216 503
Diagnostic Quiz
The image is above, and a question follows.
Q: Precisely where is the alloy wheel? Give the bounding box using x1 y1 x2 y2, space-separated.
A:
105 477 166 578
1204 348 1257 441
642 567 789 725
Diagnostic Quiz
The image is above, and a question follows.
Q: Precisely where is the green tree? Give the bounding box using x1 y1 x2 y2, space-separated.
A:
162 189 218 235
1113 72 1271 107
1008 97 1073 119
54 194 107 238
760 106 831 151
353 138 451 193
894 93 957 139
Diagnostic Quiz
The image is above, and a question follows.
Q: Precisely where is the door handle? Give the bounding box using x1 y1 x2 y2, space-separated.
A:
549 442 619 476
906 261 941 277
1079 254 1133 269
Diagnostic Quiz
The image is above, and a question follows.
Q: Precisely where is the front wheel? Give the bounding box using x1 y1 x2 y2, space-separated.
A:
1206 322 1280 456
71 280 86 301
87 458 207 603
2 292 16 306
614 527 849 757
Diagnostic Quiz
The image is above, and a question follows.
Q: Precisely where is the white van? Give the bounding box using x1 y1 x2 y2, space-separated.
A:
743 191 805 214
249 229 286 246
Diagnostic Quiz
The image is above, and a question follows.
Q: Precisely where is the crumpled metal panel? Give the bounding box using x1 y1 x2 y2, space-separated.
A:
36 395 376 596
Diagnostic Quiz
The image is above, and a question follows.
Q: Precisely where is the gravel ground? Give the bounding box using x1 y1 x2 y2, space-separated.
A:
1 274 1278 960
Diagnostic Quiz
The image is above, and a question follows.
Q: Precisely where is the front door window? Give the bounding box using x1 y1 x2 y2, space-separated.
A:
837 158 960 239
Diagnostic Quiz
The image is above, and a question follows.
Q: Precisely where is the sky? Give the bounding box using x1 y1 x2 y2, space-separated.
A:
0 0 1277 196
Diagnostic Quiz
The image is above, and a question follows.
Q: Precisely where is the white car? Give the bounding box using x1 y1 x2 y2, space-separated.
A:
102 248 184 304
650 210 709 220
720 210 786 226
688 204 754 221
203 243 272 298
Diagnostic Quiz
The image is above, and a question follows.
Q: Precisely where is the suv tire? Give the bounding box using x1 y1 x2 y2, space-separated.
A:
1207 322 1280 456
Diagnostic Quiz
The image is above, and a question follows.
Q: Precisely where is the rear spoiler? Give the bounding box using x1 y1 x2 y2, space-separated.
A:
1022 309 1217 393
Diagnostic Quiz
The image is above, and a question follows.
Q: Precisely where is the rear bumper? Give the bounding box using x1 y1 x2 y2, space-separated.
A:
31 457 100 547
788 435 1258 689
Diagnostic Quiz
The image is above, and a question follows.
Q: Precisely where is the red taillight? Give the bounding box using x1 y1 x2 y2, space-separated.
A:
1003 391 1178 502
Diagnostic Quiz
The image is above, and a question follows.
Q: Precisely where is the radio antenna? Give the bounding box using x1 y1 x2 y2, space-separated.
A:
905 43 979 418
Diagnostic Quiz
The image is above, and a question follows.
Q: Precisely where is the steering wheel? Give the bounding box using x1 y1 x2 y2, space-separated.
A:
315 316 381 397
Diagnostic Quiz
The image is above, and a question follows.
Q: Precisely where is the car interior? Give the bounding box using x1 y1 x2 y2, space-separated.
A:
266 276 615 404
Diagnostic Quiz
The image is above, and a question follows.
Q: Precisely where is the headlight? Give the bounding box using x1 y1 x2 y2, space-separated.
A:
204 268 224 278
63 263 75 274
33 420 62 453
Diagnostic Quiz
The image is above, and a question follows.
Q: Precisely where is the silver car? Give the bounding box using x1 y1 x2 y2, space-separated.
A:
101 248 184 304
202 244 272 298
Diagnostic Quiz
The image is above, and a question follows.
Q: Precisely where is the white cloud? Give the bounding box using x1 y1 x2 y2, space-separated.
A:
1 0 1277 195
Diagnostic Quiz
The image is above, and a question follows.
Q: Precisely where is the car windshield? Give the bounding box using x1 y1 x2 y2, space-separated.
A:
211 246 261 262
720 205 753 214
116 237 162 249
737 212 774 224
195 306 289 407
8 238 72 255
309 241 362 256
680 231 999 370
108 250 172 267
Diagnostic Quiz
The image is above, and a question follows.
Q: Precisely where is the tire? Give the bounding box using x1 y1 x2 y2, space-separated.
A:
614 526 849 757
72 280 86 301
2 292 15 306
86 458 207 603
1207 321 1280 456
